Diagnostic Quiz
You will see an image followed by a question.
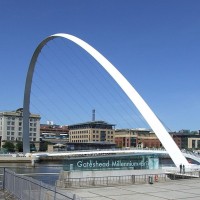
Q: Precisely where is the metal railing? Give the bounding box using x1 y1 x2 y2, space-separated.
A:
3 168 83 200
57 169 200 188
57 173 168 188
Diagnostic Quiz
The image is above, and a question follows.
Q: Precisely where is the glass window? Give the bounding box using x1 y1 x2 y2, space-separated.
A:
192 140 196 148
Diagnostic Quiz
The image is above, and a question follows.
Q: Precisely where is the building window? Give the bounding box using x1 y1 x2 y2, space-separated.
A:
192 140 196 148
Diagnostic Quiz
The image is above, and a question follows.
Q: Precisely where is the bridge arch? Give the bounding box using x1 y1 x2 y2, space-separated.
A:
23 33 189 167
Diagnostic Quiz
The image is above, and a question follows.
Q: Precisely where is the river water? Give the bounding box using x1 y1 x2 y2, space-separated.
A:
0 161 64 186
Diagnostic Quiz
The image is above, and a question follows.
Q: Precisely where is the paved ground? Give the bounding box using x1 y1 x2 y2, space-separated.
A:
0 190 4 200
62 178 200 200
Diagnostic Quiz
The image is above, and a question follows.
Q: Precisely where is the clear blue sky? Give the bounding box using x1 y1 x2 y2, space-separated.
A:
0 0 199 131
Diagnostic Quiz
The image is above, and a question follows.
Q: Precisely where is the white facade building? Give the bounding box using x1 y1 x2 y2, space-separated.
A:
0 108 40 147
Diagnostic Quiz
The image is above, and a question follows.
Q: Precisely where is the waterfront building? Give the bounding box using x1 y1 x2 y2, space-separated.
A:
68 121 115 143
115 129 137 148
115 129 162 148
40 122 69 141
171 131 200 150
115 128 200 150
40 122 69 152
136 129 162 148
0 108 40 148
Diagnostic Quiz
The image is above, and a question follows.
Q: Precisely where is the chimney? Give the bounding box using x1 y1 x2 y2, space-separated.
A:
92 109 95 121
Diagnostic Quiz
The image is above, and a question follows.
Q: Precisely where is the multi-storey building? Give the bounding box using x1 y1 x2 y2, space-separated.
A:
68 121 115 143
115 128 200 150
40 122 69 140
0 108 40 147
137 129 162 148
170 131 200 150
115 129 137 148
115 129 162 148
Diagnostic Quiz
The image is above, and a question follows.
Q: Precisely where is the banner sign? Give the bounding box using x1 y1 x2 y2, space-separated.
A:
63 154 158 171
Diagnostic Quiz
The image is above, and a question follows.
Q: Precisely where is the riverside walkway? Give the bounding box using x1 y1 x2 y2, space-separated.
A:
62 178 200 200
0 190 4 200
2 168 200 200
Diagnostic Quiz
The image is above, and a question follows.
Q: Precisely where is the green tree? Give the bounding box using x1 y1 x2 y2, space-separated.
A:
2 141 15 152
16 141 23 152
39 141 49 151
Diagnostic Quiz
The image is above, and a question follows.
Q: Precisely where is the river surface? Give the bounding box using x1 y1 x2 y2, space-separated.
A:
0 161 64 185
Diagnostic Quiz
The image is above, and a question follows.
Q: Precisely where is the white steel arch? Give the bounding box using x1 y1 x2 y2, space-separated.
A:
23 33 189 167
